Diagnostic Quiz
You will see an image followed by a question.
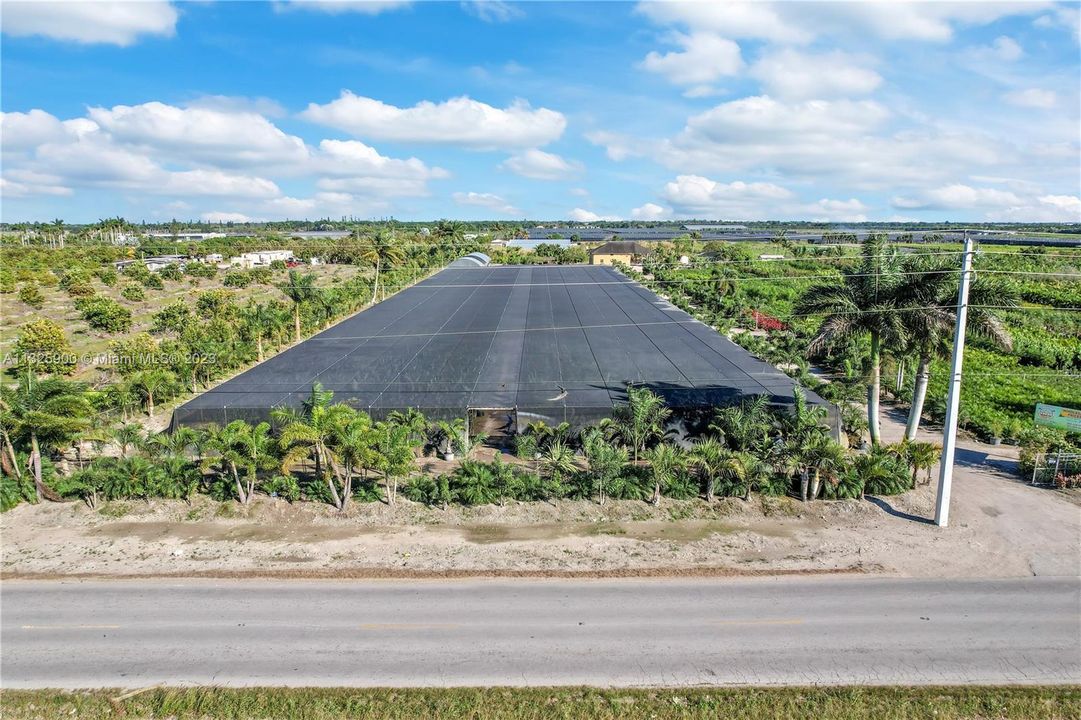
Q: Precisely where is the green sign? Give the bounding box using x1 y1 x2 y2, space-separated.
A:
1034 403 1081 433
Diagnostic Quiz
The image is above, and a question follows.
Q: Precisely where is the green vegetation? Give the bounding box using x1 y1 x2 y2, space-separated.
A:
636 235 1080 444
1 686 1076 720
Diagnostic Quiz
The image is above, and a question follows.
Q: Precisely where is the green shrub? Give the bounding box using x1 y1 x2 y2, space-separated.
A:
76 296 132 333
186 262 216 279
264 475 301 502
17 282 44 308
158 265 183 282
222 271 252 288
857 448 912 496
120 284 145 302
141 273 164 290
96 268 118 287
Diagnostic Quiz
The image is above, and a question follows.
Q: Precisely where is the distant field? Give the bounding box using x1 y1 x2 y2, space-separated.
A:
0 262 366 382
2 686 1078 720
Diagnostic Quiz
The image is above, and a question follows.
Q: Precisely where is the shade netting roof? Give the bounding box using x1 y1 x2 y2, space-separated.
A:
171 264 832 430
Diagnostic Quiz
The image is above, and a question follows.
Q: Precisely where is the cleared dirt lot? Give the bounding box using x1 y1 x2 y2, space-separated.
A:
4 426 1078 580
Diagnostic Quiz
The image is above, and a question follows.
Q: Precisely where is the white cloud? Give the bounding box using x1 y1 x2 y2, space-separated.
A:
750 49 882 100
682 85 726 99
584 131 643 161
201 211 254 223
657 95 1014 189
636 1 1046 44
1003 88 1057 109
968 35 1024 62
0 110 69 152
568 208 619 222
892 184 1024 210
569 187 590 198
281 1 412 15
301 92 566 149
640 32 742 86
892 184 1081 222
803 198 869 222
630 202 671 220
636 1 811 44
660 175 794 218
460 1 522 23
1 1 177 46
2 103 446 210
1034 5 1081 43
87 102 310 167
451 191 521 215
501 149 583 180
186 95 288 118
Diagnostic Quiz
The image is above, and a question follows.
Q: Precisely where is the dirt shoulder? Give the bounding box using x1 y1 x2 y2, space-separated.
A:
3 414 1078 581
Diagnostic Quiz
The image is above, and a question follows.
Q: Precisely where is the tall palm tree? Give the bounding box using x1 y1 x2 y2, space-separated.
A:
895 257 1016 440
279 269 318 343
218 420 278 505
0 378 92 501
129 368 174 419
356 227 405 304
278 402 355 511
796 233 907 445
241 302 284 362
372 421 415 504
601 386 671 464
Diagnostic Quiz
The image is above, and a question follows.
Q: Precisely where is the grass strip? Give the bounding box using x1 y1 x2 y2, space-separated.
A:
1 686 1078 720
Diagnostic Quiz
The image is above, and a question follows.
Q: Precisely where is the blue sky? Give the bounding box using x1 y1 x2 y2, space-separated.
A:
1 0 1079 223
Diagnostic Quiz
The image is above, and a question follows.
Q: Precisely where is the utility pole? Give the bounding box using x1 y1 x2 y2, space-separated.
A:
935 230 974 527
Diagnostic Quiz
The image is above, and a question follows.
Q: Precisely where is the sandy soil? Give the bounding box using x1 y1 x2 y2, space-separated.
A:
3 411 1078 580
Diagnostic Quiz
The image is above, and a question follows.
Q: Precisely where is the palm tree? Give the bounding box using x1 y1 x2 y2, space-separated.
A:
801 435 847 500
710 394 773 453
220 420 278 505
356 227 405 304
146 426 200 461
279 269 318 343
897 441 942 486
582 429 628 504
796 233 908 445
644 443 686 505
690 436 727 502
387 408 428 446
895 258 1017 440
602 386 671 464
241 302 284 362
540 440 577 488
279 402 355 511
0 378 92 501
111 422 146 458
334 412 376 509
372 421 415 504
129 368 174 419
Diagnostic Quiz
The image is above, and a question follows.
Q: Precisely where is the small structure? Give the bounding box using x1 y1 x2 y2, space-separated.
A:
230 250 295 269
114 255 188 273
590 241 655 266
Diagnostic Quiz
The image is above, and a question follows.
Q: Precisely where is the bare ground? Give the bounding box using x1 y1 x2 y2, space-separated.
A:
2 412 1078 580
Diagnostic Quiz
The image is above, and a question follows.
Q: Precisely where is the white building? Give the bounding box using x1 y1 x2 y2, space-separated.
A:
230 250 295 268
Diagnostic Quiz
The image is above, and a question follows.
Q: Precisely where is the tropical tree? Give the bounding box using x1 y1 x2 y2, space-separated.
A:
895 258 1017 440
279 269 318 343
602 386 671 463
333 411 378 508
796 233 908 445
372 421 416 504
540 440 577 491
387 408 428 446
0 378 92 501
278 402 355 510
710 394 774 453
241 302 285 362
356 227 405 303
800 434 847 501
111 422 145 458
644 443 685 505
129 368 175 419
582 429 629 504
896 441 942 486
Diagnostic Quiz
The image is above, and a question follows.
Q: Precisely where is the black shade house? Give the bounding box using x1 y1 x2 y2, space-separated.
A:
170 264 836 437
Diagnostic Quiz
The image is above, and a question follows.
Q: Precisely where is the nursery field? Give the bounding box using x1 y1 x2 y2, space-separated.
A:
638 240 1081 442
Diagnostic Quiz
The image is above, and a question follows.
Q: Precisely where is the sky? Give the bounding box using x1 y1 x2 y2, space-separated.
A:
1 0 1079 224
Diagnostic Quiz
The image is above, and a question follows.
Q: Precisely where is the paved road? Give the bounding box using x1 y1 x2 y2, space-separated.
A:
2 576 1079 688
